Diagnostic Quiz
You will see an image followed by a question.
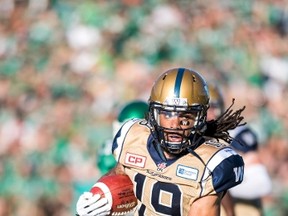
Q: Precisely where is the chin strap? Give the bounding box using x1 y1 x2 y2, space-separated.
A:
188 133 205 150
153 140 167 161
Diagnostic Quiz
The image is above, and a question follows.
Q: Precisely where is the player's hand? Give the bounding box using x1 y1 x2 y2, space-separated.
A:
76 192 111 216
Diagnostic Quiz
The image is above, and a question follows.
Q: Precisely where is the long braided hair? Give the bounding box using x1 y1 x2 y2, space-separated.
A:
202 98 246 143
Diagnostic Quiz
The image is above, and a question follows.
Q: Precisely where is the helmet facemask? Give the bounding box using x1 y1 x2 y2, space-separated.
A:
149 101 207 155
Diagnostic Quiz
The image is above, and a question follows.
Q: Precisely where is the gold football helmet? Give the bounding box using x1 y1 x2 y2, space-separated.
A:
148 68 210 155
208 82 225 115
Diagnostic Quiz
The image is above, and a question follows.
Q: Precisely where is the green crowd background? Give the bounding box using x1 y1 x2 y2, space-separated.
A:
0 0 287 215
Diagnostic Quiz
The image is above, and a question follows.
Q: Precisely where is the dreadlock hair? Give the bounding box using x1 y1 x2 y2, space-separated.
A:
203 98 246 143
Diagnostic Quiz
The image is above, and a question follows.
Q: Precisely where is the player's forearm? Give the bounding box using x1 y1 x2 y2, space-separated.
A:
189 193 223 216
189 204 220 216
221 192 236 216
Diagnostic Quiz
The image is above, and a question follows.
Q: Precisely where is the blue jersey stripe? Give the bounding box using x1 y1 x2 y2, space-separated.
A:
174 68 185 97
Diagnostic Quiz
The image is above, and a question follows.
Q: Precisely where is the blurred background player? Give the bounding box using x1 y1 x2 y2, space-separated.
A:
97 100 149 175
207 83 272 216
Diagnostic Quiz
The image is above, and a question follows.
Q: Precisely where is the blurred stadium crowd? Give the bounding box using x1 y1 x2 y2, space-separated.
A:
0 0 287 215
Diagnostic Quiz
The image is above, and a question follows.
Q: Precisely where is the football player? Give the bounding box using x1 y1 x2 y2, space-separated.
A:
97 100 148 175
76 68 245 216
207 83 272 216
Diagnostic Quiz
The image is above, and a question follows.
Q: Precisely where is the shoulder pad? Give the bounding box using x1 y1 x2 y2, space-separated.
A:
112 119 148 161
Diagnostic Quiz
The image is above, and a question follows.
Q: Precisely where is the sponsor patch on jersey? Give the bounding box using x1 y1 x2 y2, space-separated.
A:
176 165 198 180
124 152 146 168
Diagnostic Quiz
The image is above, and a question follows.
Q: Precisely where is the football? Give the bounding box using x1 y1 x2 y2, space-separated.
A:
90 174 137 215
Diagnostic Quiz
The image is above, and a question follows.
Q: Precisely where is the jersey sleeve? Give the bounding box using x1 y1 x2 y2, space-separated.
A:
201 147 244 195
